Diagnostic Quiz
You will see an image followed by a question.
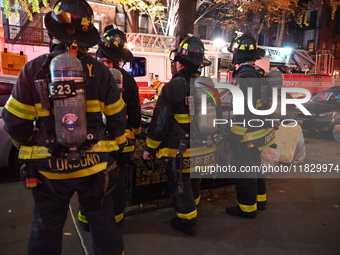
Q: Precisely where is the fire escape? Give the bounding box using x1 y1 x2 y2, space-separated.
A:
3 12 49 47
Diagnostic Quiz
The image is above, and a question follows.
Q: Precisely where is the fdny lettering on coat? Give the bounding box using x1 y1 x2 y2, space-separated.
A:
182 153 216 169
264 130 275 144
48 153 100 171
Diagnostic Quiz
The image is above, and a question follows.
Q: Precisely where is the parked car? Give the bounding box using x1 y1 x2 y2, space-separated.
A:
0 74 20 169
297 86 340 136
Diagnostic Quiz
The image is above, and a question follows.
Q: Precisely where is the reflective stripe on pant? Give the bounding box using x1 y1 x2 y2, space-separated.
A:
28 173 124 255
166 157 201 220
112 159 132 222
232 146 266 213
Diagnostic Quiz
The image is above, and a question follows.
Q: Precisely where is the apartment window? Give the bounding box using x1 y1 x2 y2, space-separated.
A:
307 40 314 53
326 9 332 28
258 34 265 46
139 15 148 33
332 42 338 57
198 26 206 40
116 13 126 32
322 40 328 50
247 10 254 23
308 10 317 29
335 10 340 34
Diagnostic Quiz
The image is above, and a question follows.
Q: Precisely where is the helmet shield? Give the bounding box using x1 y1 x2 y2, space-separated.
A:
44 0 100 48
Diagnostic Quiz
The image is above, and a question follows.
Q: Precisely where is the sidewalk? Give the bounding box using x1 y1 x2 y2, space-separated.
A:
1 141 340 255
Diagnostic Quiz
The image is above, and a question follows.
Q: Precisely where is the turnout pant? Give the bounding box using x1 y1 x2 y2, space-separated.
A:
166 157 201 220
28 173 124 255
232 145 266 212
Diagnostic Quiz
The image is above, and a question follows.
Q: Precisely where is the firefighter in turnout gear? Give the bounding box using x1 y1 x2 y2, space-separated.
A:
78 26 141 229
2 0 126 254
225 33 275 218
143 35 215 236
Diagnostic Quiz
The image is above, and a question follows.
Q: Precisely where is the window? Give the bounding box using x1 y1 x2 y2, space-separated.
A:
116 13 126 32
139 15 148 33
258 34 264 46
198 26 206 40
308 10 317 29
322 40 327 50
247 10 254 23
307 40 314 53
122 57 146 77
331 42 336 56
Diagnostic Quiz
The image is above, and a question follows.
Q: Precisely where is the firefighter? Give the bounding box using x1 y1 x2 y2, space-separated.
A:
143 35 214 236
78 26 141 229
2 0 127 254
225 33 275 218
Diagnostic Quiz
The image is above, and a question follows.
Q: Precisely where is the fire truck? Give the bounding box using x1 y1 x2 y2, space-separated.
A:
258 46 339 98
121 33 339 101
122 33 221 101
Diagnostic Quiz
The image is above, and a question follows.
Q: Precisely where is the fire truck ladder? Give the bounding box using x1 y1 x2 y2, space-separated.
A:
126 33 176 52
125 33 224 53
259 46 316 73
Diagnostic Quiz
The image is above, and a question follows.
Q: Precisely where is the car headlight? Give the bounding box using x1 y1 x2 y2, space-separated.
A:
317 112 339 118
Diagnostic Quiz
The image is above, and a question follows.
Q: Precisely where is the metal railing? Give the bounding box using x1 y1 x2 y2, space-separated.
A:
4 25 50 46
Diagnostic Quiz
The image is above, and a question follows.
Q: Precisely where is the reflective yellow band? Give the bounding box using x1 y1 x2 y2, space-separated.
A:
19 141 120 160
257 194 267 202
115 135 127 146
104 97 125 116
132 127 141 135
5 96 36 120
146 137 162 150
39 162 107 179
176 209 197 220
19 146 51 159
257 139 275 151
86 100 102 112
125 129 135 139
78 211 88 223
230 125 248 136
174 113 190 124
240 128 272 143
195 195 201 206
122 145 135 153
115 213 124 223
157 145 216 158
237 201 257 212
88 140 120 152
35 103 51 117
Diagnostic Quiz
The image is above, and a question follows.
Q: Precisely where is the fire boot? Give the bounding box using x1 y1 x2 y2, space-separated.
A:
77 211 90 232
225 206 257 218
115 213 125 227
257 201 267 211
170 217 197 236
